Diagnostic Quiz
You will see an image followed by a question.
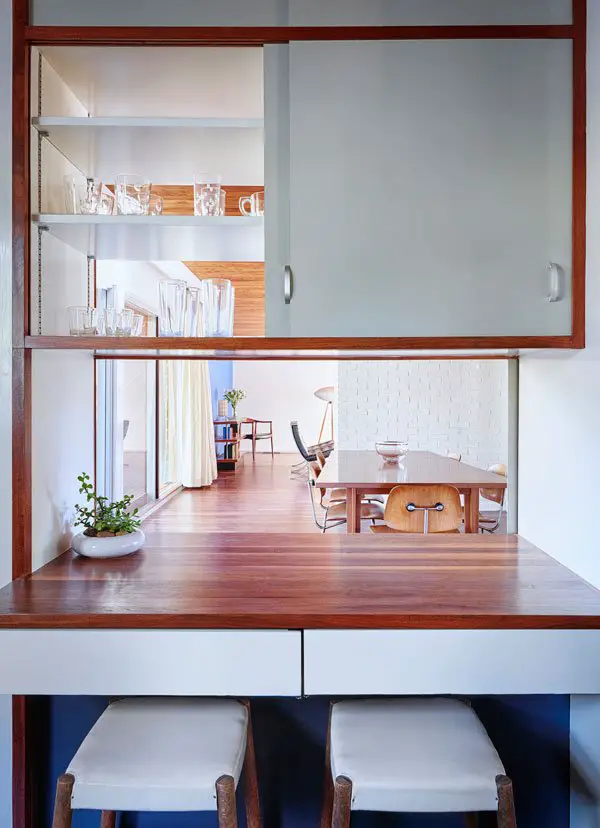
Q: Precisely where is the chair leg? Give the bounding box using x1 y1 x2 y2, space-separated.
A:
252 435 256 461
52 773 74 828
496 775 516 828
216 774 238 828
320 703 334 828
101 813 117 828
332 776 352 828
270 434 274 458
243 707 262 828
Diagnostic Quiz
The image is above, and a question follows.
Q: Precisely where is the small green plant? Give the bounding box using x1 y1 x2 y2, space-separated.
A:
223 388 246 419
74 473 141 537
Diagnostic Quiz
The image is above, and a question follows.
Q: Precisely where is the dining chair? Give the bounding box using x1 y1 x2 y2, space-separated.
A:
290 421 334 479
315 449 383 506
479 463 507 533
370 484 462 534
308 463 384 533
242 418 274 460
51 698 261 828
321 698 516 828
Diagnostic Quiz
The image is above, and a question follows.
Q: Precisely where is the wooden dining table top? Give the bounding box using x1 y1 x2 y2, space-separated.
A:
316 450 507 490
0 533 599 630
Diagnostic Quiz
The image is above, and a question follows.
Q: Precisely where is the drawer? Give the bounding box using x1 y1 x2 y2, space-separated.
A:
304 630 600 695
0 629 302 696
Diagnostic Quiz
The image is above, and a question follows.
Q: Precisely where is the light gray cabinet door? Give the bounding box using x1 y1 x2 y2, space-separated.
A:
273 39 572 338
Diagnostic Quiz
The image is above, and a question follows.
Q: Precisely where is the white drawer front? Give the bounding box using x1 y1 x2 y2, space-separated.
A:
304 630 600 695
0 630 302 696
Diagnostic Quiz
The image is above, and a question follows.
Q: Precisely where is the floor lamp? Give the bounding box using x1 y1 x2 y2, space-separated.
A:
314 386 335 443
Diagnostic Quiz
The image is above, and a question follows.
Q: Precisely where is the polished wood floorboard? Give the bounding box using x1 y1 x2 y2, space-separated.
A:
146 453 506 534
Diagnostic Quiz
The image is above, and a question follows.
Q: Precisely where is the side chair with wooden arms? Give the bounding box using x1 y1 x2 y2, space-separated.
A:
370 484 463 534
242 418 274 460
308 463 384 533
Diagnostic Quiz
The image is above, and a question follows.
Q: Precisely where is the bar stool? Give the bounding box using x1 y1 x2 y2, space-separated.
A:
51 698 261 828
321 698 516 828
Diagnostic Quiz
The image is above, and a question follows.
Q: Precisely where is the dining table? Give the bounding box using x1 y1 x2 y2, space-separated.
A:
316 450 508 533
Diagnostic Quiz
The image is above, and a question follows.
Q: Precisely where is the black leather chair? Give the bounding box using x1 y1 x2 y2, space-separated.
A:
290 421 334 462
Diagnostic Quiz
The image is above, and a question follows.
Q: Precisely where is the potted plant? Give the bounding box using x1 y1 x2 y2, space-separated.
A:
71 472 145 558
223 388 246 421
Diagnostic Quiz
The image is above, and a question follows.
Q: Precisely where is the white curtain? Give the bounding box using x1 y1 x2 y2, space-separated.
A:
179 360 217 488
160 361 181 488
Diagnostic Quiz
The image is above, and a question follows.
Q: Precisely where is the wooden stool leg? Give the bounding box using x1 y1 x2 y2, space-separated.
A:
100 812 117 828
320 703 334 828
496 775 516 828
52 773 74 828
243 707 262 828
216 774 238 828
332 776 352 828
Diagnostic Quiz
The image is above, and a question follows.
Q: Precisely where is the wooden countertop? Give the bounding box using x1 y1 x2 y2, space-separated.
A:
0 533 599 630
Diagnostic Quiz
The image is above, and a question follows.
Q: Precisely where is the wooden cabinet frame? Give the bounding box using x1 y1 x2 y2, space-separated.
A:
10 3 586 828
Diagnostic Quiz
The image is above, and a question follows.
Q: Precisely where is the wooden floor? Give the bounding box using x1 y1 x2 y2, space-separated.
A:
147 452 506 535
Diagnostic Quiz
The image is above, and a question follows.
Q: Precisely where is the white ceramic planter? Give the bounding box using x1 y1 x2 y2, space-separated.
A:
71 528 145 559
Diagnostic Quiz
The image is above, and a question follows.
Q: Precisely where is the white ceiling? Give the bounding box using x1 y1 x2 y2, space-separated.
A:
40 47 264 118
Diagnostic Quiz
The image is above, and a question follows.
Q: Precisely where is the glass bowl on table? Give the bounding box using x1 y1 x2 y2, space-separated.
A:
375 440 408 465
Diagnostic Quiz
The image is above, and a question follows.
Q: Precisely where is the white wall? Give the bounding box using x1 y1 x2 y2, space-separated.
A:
232 361 337 452
0 0 12 821
337 360 509 471
518 3 600 589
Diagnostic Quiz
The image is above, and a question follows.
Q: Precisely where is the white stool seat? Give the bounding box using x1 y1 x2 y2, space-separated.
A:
330 698 505 814
67 698 248 812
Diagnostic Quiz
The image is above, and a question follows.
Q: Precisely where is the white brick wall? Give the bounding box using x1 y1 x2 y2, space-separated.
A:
337 360 508 471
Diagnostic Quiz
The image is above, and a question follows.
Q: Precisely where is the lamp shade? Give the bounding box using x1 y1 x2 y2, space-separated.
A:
314 386 335 402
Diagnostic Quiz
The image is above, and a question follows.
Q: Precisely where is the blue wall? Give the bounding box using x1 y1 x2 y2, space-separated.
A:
43 696 570 828
208 361 233 419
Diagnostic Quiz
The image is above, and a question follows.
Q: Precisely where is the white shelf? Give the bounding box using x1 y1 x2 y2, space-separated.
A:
33 116 264 179
33 214 264 260
32 116 264 130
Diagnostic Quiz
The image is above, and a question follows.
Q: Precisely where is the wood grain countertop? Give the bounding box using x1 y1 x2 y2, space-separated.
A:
0 533 599 630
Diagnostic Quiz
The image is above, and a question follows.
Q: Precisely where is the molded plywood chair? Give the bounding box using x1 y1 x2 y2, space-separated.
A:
51 698 261 828
370 484 462 534
479 463 507 533
308 462 384 533
321 698 516 828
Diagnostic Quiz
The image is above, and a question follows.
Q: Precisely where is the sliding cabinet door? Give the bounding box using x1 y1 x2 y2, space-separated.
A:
271 39 572 338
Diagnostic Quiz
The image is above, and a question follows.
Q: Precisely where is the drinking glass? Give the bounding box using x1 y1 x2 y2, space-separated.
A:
115 174 151 215
204 278 234 337
116 310 134 336
131 314 144 336
239 191 264 217
148 194 164 216
185 287 205 337
158 280 187 336
64 177 103 214
193 173 222 217
97 188 116 215
68 306 98 336
218 188 227 216
99 308 117 336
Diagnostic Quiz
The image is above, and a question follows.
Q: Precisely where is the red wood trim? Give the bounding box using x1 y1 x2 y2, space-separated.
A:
25 334 577 351
24 24 575 46
571 0 586 348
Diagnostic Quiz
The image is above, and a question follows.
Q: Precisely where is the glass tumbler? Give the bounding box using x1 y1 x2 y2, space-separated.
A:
148 194 164 216
218 189 227 216
64 177 103 214
131 314 144 336
99 308 117 336
115 174 151 215
116 310 134 336
185 286 205 337
68 306 98 336
159 280 187 336
204 278 234 337
193 173 222 216
239 191 264 217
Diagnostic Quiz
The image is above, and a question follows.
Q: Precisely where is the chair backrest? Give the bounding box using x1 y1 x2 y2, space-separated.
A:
290 421 314 461
480 463 507 505
384 484 462 533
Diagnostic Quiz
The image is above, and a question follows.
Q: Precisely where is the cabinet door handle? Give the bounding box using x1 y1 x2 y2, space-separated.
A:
284 265 293 304
546 262 563 303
